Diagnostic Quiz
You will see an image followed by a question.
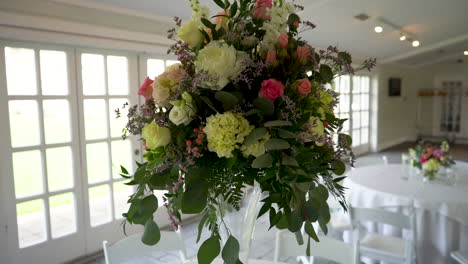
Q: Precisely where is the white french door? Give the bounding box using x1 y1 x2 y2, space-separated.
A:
0 41 141 264
333 75 371 155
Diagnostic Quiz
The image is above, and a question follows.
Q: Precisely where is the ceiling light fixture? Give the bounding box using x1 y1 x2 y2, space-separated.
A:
464 51 468 56
412 40 420 47
374 26 383 33
400 35 406 41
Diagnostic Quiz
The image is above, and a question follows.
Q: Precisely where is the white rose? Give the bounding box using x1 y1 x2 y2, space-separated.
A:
194 41 247 90
178 20 204 49
169 92 196 126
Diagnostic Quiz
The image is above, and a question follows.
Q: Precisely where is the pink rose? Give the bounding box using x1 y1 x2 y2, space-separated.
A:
138 77 154 100
278 34 289 49
259 79 285 101
433 149 442 159
297 46 311 63
265 50 277 65
252 0 273 20
296 79 311 95
421 158 427 164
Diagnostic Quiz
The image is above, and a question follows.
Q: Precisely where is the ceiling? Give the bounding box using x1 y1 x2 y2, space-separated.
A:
44 0 468 67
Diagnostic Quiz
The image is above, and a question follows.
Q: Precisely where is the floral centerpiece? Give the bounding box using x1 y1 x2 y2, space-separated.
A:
118 0 375 262
409 141 455 181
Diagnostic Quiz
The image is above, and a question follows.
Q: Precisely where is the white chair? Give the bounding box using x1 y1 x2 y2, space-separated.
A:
274 230 359 264
452 250 468 264
350 207 416 264
103 231 187 264
354 155 388 168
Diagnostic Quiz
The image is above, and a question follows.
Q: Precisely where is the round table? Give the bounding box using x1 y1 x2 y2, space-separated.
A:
345 162 468 264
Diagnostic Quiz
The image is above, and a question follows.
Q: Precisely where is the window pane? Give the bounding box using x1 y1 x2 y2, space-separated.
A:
17 199 47 248
352 129 361 147
50 192 77 239
353 112 361 129
109 98 128 138
9 100 41 148
86 142 110 184
84 99 108 140
361 111 370 127
5 47 37 95
46 147 74 192
147 59 164 78
352 76 361 93
166 60 179 66
361 94 369 110
111 140 133 179
339 94 350 113
352 94 361 111
361 128 369 145
339 75 350 93
81 54 105 95
13 150 44 199
341 113 350 131
89 185 112 227
361 76 370 93
107 56 129 95
113 181 133 219
40 50 68 95
43 100 71 144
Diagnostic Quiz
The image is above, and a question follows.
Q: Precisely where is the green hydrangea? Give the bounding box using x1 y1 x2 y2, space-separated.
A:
205 113 254 158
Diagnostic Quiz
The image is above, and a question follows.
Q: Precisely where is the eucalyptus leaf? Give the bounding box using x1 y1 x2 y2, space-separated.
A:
197 213 209 243
305 221 320 242
264 120 292 127
288 210 303 232
198 236 221 264
222 236 240 264
252 153 273 168
331 160 346 175
182 173 208 214
253 98 274 116
294 230 304 245
277 128 297 139
215 91 239 111
319 64 333 83
229 1 238 17
282 156 299 167
265 139 290 151
141 219 161 245
200 96 219 113
244 127 267 146
338 133 352 147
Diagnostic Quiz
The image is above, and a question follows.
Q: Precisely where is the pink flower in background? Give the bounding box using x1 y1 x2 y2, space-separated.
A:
297 46 311 63
265 50 277 64
421 152 431 160
252 0 273 20
421 158 427 164
433 149 443 159
138 77 154 100
278 34 289 49
259 79 285 101
296 79 311 95
293 21 300 28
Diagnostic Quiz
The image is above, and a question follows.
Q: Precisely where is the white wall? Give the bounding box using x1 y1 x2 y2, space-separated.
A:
372 64 423 151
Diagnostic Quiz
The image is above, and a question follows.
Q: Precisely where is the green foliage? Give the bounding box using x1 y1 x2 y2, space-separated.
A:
252 153 273 168
142 219 161 245
198 236 221 264
182 169 209 214
265 139 290 150
222 236 241 264
244 127 268 146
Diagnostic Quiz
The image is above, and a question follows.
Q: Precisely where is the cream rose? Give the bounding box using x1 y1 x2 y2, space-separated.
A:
178 20 204 49
141 121 171 149
194 41 247 90
169 92 196 126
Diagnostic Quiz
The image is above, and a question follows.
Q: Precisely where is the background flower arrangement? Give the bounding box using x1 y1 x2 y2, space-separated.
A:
409 141 455 180
118 0 375 263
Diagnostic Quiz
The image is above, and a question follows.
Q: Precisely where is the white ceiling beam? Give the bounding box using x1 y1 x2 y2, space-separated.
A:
381 32 468 64
413 53 464 68
49 0 174 23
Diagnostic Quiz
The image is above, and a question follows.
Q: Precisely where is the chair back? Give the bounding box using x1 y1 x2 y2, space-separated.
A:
103 231 187 264
274 231 359 264
350 207 414 230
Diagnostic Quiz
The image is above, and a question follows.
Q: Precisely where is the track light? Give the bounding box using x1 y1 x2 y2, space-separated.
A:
412 40 420 47
374 26 383 33
464 51 468 56
400 35 406 41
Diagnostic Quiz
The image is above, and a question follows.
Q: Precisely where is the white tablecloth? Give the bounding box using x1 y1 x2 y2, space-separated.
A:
345 162 468 264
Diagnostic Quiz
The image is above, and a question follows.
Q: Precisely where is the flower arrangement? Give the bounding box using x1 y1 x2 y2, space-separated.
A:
409 141 455 180
119 0 375 262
